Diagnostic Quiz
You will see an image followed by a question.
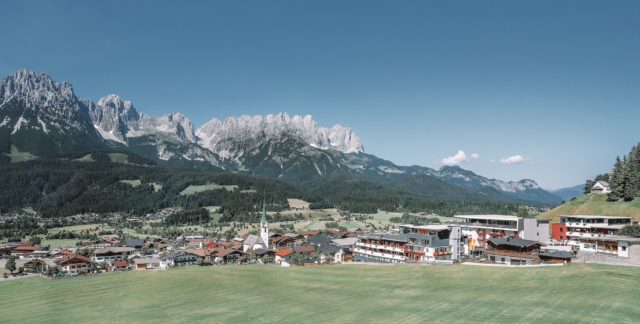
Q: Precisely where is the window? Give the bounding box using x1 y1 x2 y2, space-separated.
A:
560 228 563 232
621 246 627 251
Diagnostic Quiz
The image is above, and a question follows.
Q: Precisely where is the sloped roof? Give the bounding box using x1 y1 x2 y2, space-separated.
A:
275 248 294 257
488 238 541 248
94 247 136 255
125 238 145 247
332 237 358 247
244 234 265 246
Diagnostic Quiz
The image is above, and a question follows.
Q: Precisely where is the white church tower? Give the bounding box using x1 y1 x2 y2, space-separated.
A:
260 199 270 249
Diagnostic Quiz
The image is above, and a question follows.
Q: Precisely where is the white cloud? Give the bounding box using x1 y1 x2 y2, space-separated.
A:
470 153 480 159
441 150 467 166
500 154 525 165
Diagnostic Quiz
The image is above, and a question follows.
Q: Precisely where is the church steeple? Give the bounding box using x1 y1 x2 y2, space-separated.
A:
261 198 267 223
260 197 269 249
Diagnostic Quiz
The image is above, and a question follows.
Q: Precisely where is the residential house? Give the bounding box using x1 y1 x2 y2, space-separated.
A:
275 248 295 267
109 260 130 271
213 249 245 264
12 245 37 257
16 258 53 273
57 254 92 273
92 247 135 264
134 257 160 270
251 248 275 264
485 238 542 265
591 181 612 194
89 237 121 249
125 238 145 249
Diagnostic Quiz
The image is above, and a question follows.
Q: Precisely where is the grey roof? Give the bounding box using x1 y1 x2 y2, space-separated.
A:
243 234 265 246
360 233 409 243
318 244 341 254
309 235 334 245
134 257 160 264
125 238 145 247
252 248 274 255
94 247 136 255
488 238 541 248
332 237 358 247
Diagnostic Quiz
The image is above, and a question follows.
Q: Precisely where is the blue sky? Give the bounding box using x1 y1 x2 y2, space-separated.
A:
1 1 639 189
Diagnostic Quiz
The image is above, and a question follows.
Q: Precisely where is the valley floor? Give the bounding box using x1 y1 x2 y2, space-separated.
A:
1 264 639 323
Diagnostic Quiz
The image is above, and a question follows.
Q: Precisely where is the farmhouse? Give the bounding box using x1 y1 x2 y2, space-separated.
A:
12 245 37 257
109 260 130 271
57 254 92 273
591 181 611 194
134 258 160 270
125 238 145 249
485 238 542 265
275 248 295 266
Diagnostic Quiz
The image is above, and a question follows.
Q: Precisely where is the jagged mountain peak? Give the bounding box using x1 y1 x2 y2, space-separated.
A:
196 112 364 158
1 69 75 108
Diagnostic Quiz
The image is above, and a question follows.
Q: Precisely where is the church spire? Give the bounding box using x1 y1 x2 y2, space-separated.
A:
261 197 267 223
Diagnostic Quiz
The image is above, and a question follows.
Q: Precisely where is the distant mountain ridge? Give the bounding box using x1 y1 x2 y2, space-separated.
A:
0 70 562 207
551 184 584 202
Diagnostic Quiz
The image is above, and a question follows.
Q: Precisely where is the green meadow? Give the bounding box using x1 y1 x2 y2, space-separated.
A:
179 183 239 196
1 264 638 323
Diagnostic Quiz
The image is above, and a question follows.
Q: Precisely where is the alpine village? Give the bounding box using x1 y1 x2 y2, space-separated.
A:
1 70 640 323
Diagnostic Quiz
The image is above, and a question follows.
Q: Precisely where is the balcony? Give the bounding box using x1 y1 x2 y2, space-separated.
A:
463 222 518 231
485 248 539 260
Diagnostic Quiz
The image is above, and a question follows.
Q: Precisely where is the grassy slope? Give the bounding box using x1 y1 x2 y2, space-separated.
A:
1 264 639 323
539 194 640 223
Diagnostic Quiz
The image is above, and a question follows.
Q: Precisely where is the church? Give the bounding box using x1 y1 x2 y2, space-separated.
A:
242 200 270 252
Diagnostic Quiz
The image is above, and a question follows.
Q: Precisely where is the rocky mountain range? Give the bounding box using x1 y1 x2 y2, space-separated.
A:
0 70 563 207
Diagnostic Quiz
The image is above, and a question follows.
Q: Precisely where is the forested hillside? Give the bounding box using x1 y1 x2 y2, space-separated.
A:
0 154 523 218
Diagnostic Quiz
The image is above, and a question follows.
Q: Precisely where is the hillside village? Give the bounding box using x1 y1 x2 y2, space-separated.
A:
3 182 640 280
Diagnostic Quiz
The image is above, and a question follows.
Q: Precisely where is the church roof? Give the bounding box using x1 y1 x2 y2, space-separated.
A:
244 234 265 246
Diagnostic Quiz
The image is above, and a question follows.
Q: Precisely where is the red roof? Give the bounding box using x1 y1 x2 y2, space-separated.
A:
275 248 294 257
303 230 320 236
112 260 129 268
57 254 91 265
205 241 218 248
14 246 37 252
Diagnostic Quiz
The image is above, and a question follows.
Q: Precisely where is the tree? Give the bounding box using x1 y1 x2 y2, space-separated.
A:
608 157 624 201
516 206 529 218
584 179 595 195
5 255 16 274
623 156 637 201
290 253 307 266
620 224 640 237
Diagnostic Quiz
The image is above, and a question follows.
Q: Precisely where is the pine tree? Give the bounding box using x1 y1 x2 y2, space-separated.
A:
629 144 640 197
5 255 16 274
608 156 624 201
623 156 635 201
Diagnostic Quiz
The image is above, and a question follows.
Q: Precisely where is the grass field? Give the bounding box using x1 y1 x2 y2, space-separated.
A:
1 264 638 323
179 183 239 196
8 145 38 162
540 194 640 223
119 179 142 187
